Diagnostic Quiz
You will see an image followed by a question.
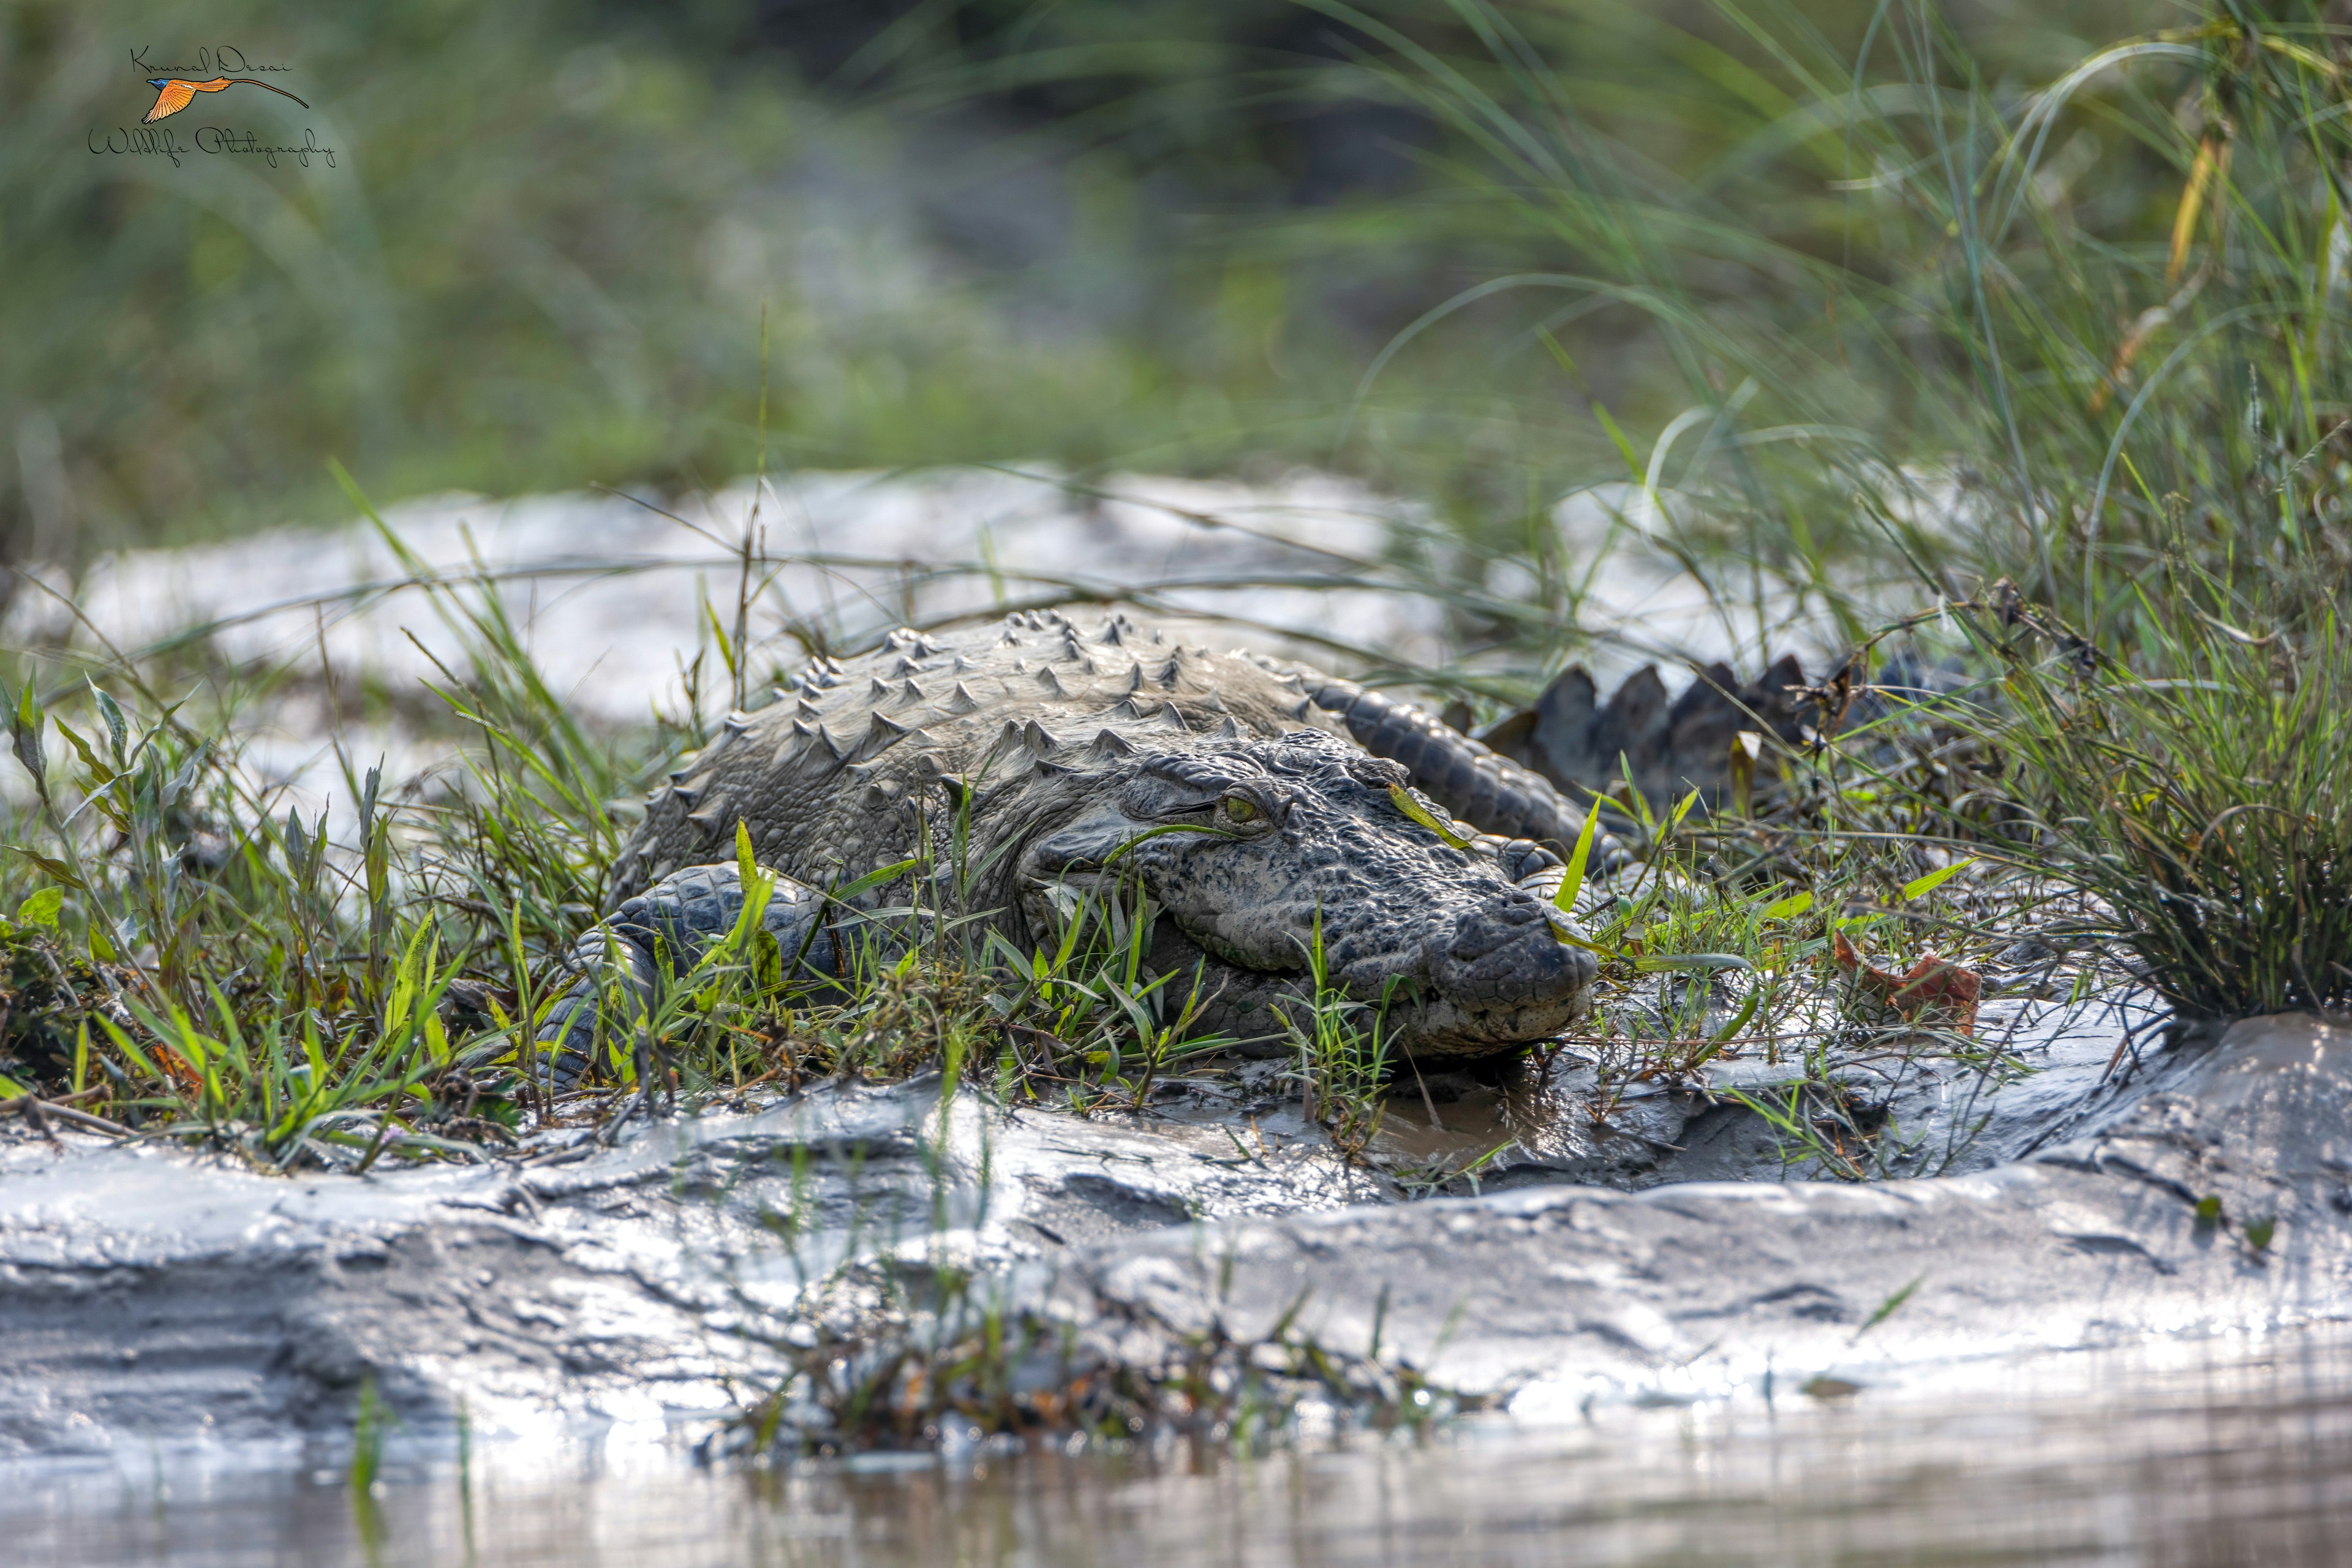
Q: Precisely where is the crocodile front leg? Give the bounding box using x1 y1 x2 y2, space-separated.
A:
535 861 842 1082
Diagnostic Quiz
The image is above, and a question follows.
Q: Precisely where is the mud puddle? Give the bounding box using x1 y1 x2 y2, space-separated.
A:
1155 992 2144 1196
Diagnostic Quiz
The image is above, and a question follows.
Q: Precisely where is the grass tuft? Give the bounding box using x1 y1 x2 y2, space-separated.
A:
1954 581 2352 1018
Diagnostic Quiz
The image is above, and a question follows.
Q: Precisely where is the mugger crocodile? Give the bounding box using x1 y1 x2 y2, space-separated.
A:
541 610 1628 1066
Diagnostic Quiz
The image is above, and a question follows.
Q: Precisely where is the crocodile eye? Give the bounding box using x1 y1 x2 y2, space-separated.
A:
1223 796 1260 824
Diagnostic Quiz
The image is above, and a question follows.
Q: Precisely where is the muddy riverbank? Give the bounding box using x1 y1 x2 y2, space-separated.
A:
2 1006 2342 1466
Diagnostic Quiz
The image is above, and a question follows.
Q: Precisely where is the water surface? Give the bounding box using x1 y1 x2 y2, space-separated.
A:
18 1325 2352 1566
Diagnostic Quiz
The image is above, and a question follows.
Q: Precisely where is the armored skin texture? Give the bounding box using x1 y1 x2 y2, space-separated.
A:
559 611 1611 1065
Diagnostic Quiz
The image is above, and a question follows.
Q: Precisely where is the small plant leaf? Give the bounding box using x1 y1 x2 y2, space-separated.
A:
1555 804 1601 916
89 682 128 757
1852 1274 1924 1341
11 850 78 888
11 682 43 788
1616 754 1658 837
15 888 63 929
1899 859 1976 901
1591 400 1643 478
828 857 921 905
1551 925 1625 959
1388 784 1471 849
1635 952 1753 973
53 721 112 786
1667 786 1700 835
1707 982 1762 1045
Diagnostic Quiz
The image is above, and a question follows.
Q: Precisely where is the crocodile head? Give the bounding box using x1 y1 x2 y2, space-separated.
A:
1007 729 1596 1062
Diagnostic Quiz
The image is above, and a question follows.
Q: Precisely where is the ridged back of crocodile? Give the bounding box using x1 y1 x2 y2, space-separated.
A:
611 610 1344 902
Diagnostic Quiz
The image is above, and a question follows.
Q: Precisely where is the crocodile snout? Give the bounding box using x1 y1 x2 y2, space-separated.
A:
1425 889 1597 1012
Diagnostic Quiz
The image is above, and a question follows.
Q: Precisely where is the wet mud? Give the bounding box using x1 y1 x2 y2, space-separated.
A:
1 1005 2344 1463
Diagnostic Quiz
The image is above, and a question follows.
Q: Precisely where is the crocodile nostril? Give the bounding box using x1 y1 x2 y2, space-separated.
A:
1428 901 1597 1003
1445 899 1544 960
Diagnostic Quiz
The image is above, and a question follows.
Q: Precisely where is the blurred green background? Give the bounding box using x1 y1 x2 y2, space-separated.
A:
0 0 2183 563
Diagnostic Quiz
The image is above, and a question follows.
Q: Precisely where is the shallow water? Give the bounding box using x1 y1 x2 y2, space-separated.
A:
17 1324 2352 1566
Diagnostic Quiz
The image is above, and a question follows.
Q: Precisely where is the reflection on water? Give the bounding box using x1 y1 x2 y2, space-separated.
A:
17 1326 2352 1566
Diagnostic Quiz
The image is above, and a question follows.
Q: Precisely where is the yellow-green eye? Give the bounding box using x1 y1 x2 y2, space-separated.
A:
1223 797 1259 824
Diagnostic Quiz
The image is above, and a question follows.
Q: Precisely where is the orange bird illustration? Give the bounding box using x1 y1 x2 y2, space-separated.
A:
142 77 309 124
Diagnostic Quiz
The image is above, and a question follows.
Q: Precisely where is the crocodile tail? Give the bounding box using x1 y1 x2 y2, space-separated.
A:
1307 679 1624 864
1472 655 1821 812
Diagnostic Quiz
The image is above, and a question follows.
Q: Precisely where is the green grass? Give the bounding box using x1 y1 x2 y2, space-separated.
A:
724 1211 1483 1457
1940 575 2352 1017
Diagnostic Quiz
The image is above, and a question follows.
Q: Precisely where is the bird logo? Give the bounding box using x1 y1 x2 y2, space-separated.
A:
141 77 308 124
